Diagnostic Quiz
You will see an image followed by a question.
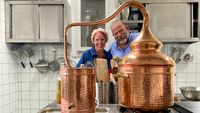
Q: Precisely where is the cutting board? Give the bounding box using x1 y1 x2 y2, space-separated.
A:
95 58 108 83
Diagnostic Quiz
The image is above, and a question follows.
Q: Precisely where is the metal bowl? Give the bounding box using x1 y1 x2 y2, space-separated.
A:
180 86 200 101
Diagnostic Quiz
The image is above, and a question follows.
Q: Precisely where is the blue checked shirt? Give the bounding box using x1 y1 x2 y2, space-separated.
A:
110 32 139 58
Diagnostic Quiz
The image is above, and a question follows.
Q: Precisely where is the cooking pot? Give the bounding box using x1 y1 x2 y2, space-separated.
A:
116 1 176 112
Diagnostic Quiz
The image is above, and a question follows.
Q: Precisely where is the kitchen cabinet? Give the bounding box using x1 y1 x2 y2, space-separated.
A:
118 0 200 43
5 0 67 43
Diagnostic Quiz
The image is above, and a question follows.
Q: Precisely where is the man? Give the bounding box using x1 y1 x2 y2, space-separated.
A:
110 19 139 58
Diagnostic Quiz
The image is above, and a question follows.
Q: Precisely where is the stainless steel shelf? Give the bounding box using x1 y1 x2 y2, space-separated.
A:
122 20 143 24
159 38 199 43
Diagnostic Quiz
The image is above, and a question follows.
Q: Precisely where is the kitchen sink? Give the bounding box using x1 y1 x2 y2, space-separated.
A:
96 107 109 113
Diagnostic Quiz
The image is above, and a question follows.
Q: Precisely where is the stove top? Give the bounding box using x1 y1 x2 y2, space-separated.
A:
119 106 172 113
118 102 200 113
173 101 200 113
96 101 200 113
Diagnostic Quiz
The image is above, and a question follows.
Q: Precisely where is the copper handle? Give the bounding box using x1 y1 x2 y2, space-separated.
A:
64 1 149 68
117 73 129 79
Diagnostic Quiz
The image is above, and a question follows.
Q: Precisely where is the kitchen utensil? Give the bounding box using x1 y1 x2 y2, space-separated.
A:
112 83 119 104
56 57 65 64
96 82 112 104
34 48 49 73
49 48 60 71
171 47 185 64
110 74 117 86
10 44 25 68
110 59 118 69
21 44 34 68
180 86 200 101
115 1 175 112
184 53 194 62
95 58 109 83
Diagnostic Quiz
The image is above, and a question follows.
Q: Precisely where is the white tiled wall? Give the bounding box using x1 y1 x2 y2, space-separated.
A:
0 1 19 113
18 44 64 113
163 43 200 93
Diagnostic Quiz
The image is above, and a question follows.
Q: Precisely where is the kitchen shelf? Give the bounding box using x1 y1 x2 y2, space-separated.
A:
119 1 200 43
122 20 143 24
5 0 68 43
160 38 199 43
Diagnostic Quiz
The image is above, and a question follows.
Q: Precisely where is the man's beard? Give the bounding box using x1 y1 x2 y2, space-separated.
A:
116 33 128 45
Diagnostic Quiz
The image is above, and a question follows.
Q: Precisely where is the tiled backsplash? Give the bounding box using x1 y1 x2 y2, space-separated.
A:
70 42 200 94
18 44 64 113
163 43 200 93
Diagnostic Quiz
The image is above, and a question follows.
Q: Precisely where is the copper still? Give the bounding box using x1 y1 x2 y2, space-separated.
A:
60 66 95 113
117 2 176 112
61 0 175 112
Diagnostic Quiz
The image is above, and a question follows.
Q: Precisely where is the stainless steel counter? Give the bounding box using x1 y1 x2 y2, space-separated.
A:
38 101 60 113
38 101 120 113
38 101 200 113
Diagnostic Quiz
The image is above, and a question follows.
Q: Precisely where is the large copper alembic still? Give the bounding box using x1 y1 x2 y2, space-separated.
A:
60 0 175 113
116 2 176 112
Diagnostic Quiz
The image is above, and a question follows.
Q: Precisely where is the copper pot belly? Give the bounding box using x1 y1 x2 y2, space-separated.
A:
118 64 174 111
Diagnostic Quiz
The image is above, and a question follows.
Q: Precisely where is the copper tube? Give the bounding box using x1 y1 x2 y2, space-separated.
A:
63 1 149 67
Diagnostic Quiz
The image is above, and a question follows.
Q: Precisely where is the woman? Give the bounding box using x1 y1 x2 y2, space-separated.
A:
76 28 112 70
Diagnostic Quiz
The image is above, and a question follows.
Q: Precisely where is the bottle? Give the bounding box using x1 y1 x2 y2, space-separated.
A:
128 7 139 20
56 75 61 104
128 7 134 20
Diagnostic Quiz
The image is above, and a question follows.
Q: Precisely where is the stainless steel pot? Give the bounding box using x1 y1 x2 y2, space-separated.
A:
96 82 112 104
